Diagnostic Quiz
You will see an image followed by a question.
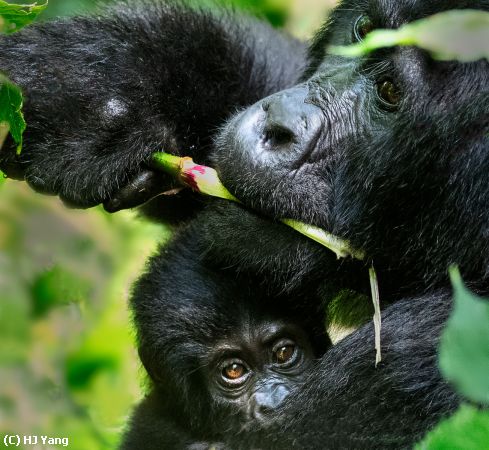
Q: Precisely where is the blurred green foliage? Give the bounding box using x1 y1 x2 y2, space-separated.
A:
0 1 335 449
417 270 489 449
440 268 489 404
0 179 165 448
0 0 47 33
417 406 489 450
36 0 291 27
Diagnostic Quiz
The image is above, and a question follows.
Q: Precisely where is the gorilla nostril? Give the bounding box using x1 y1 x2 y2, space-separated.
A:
250 400 273 423
256 403 273 417
250 384 290 423
262 125 295 148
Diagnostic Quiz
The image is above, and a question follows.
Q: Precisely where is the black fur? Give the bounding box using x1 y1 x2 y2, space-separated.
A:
0 0 488 448
237 292 459 449
121 228 330 448
0 2 305 211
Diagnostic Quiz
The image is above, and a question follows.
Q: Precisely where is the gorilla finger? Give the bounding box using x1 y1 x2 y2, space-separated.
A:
26 171 100 209
103 169 172 213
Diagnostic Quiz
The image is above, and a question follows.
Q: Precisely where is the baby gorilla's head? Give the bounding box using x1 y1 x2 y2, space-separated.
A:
131 243 330 441
204 314 320 428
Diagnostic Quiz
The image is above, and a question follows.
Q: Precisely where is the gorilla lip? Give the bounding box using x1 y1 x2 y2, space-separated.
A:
151 152 365 261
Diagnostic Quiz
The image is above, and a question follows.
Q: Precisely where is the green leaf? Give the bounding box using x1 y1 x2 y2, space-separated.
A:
331 10 489 62
0 169 5 187
416 405 489 450
31 265 91 318
439 267 489 404
0 74 26 154
66 353 117 390
0 0 48 34
326 290 372 329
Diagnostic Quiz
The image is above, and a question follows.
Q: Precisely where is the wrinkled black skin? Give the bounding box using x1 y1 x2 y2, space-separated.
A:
120 230 330 449
1 0 488 449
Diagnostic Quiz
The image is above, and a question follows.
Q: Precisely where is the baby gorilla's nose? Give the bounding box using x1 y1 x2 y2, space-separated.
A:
260 86 323 154
250 384 291 424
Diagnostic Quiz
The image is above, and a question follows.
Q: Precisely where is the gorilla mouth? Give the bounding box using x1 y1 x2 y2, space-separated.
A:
153 151 383 364
152 152 365 261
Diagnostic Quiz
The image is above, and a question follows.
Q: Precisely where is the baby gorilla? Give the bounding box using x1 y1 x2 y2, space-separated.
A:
121 232 330 449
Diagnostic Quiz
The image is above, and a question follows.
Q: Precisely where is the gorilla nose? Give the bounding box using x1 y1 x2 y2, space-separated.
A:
251 384 291 421
260 86 322 152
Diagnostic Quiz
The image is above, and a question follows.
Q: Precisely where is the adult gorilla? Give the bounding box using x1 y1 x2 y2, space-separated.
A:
0 0 487 448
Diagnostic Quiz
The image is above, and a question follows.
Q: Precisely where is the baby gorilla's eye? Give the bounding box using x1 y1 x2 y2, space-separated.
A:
274 345 295 364
224 363 245 379
353 15 374 42
222 362 247 381
273 344 296 365
218 359 251 388
377 80 401 108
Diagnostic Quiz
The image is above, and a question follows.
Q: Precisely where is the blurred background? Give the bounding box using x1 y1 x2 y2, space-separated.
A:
0 1 337 448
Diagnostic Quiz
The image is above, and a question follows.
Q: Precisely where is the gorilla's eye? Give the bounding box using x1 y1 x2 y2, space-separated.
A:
377 80 401 108
353 15 374 42
218 359 252 388
222 362 248 381
274 345 295 364
272 341 297 366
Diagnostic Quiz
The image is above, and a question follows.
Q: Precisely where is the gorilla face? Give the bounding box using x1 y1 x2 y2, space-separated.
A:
206 318 316 429
214 0 489 285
